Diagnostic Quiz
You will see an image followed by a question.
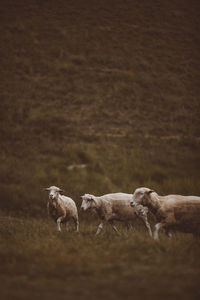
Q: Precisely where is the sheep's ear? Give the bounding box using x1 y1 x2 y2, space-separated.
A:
91 196 97 205
58 189 64 193
147 189 154 194
45 188 50 191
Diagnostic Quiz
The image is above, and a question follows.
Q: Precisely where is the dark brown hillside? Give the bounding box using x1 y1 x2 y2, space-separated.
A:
0 0 200 214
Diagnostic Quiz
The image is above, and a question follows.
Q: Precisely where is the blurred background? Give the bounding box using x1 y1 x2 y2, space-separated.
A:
0 0 200 216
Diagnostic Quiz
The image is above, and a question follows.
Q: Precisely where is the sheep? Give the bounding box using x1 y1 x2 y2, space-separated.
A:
81 193 152 236
130 187 200 239
45 186 79 232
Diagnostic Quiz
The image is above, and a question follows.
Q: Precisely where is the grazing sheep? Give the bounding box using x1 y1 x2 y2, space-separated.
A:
81 193 152 236
45 186 79 232
130 187 200 239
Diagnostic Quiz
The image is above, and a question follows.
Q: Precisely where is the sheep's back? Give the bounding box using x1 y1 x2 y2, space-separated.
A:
60 195 78 217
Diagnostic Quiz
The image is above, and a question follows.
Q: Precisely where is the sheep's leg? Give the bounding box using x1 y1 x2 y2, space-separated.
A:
96 221 106 235
139 215 152 237
56 215 66 232
64 222 69 231
73 217 79 232
109 220 121 235
76 220 79 232
154 223 164 240
57 218 62 232
125 222 133 231
165 229 173 238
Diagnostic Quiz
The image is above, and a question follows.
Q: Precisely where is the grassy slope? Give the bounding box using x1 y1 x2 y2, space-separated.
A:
0 217 200 300
0 0 200 214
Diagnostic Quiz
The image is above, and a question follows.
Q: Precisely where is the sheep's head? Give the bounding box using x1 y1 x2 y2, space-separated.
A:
130 187 154 207
80 194 97 211
45 186 63 200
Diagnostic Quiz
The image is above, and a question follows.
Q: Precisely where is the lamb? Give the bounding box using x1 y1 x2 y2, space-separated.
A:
81 193 152 236
45 186 79 232
130 187 200 239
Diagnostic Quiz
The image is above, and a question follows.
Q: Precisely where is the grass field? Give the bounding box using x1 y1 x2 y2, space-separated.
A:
0 0 200 299
0 215 200 300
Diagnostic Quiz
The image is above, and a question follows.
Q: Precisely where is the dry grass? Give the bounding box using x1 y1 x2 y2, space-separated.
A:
0 216 200 300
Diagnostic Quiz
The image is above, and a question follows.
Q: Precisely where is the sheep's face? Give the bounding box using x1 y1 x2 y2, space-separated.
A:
130 187 153 207
45 186 63 200
49 189 59 200
81 194 96 211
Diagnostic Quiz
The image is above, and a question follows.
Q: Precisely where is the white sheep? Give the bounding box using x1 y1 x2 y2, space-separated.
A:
131 187 200 239
81 193 152 236
45 186 79 232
